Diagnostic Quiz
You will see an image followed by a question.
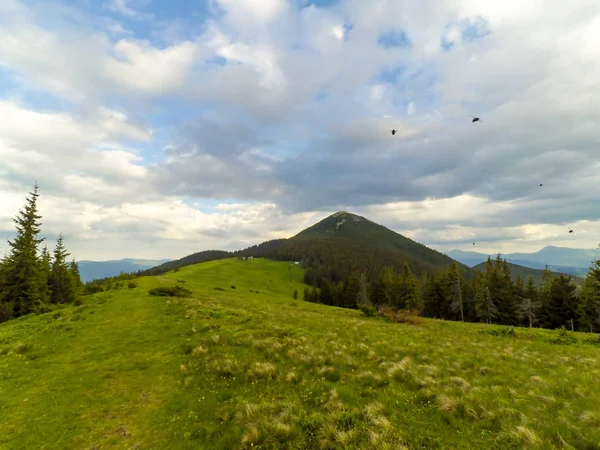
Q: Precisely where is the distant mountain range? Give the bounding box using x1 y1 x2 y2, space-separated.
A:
78 258 172 283
471 260 585 287
445 246 600 277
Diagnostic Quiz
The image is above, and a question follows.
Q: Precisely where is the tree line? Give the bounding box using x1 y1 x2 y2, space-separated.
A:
302 253 600 333
0 183 82 323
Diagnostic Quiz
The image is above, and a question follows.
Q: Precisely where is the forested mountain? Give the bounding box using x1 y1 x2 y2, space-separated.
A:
472 260 585 287
240 211 473 288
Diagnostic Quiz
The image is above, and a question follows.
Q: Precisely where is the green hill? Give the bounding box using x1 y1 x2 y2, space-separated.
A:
255 211 472 283
2 258 600 449
472 260 585 287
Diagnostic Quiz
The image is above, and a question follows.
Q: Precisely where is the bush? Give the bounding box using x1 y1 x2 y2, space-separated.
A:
545 326 578 345
148 286 193 298
83 285 104 295
378 305 425 326
0 303 14 323
293 289 298 299
127 282 137 289
482 326 516 337
359 304 378 317
231 285 236 289
214 287 225 291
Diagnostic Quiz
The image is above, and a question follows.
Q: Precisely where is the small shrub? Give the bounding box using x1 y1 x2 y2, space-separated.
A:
0 303 13 323
546 326 578 345
74 297 83 306
293 289 298 300
83 285 104 295
127 282 137 289
483 326 516 337
214 287 225 291
177 280 185 283
378 305 425 326
231 285 236 289
359 304 378 317
148 286 193 297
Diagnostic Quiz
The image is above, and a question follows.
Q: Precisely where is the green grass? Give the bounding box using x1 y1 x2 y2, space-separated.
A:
1 258 600 449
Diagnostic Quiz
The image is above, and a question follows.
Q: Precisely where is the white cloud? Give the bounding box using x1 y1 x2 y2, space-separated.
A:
1 0 600 261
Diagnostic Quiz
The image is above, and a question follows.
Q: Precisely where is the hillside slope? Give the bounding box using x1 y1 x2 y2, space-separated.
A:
472 260 585 287
1 258 599 449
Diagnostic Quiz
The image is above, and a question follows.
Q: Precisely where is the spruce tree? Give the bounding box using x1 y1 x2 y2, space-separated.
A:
50 233 76 304
547 275 578 330
39 245 53 304
69 259 83 293
578 252 600 332
399 263 421 311
476 286 497 325
2 182 46 316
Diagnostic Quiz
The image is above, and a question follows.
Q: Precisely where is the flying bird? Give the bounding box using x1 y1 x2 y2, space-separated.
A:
473 242 475 246
472 117 482 123
391 129 397 135
569 228 573 234
540 183 543 186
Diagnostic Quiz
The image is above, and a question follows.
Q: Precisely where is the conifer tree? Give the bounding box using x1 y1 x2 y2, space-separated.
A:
399 263 421 310
516 297 540 328
476 286 497 325
49 233 76 304
39 245 53 304
448 263 464 321
547 275 578 330
356 272 371 307
69 259 83 297
2 182 46 316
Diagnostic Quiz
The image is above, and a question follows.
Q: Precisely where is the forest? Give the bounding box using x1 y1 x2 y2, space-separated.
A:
300 254 600 332
0 184 82 322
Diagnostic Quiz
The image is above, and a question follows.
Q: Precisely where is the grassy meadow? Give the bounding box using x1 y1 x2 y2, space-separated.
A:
1 258 600 449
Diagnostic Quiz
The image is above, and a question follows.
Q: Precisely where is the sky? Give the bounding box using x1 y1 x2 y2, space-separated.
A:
1 0 599 261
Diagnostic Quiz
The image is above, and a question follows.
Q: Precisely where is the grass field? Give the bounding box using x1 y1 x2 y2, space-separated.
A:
1 258 600 449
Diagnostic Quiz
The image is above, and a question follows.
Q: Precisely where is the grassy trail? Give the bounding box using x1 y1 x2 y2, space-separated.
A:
0 289 191 449
2 258 600 449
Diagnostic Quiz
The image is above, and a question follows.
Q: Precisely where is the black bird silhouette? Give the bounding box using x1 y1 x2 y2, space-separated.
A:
569 228 573 233
472 117 481 123
391 129 397 135
473 242 475 245
540 183 543 186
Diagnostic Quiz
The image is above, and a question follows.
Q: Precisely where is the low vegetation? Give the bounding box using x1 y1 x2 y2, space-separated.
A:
2 258 600 449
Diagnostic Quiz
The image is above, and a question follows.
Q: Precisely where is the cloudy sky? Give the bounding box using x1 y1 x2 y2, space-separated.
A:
1 0 599 261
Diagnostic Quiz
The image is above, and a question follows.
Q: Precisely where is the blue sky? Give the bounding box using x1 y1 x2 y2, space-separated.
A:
0 0 599 260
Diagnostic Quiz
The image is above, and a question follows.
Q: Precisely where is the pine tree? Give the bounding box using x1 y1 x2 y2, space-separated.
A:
547 275 578 330
578 252 600 332
421 273 447 318
398 263 421 310
356 272 371 307
39 245 53 304
49 233 76 304
1 182 46 316
69 259 83 297
448 263 464 321
516 297 540 328
476 286 497 325
539 264 554 327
